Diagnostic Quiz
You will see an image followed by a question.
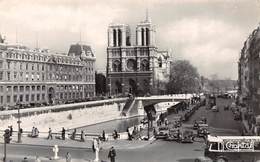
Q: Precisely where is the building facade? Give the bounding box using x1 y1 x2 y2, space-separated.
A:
106 16 171 96
0 39 95 109
238 26 260 116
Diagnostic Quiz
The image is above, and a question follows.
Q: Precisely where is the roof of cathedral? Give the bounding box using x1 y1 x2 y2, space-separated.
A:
68 43 95 58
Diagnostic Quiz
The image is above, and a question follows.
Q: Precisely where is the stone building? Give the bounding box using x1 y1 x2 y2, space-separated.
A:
0 38 95 109
106 16 171 96
238 26 260 116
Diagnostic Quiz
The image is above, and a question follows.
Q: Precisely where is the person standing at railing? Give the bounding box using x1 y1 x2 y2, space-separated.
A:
61 127 66 140
31 127 35 137
102 130 106 141
47 128 53 140
70 129 76 140
80 130 85 142
9 125 13 136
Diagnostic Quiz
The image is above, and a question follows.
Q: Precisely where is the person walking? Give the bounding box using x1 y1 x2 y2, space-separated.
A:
102 130 106 141
80 130 85 142
47 128 53 140
35 155 41 162
65 152 72 162
9 125 13 136
108 146 116 162
61 127 66 140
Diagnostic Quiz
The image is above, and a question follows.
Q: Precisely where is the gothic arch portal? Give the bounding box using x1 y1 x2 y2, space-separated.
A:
129 78 137 95
140 59 149 71
112 60 121 72
115 80 122 94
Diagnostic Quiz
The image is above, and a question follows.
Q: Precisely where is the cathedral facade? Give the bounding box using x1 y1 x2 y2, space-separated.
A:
106 17 171 96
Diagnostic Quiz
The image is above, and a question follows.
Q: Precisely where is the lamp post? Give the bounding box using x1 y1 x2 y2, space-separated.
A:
16 102 22 143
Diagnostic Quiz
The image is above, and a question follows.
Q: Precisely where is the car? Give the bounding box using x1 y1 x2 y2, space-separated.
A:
230 102 237 113
166 128 180 142
180 130 194 143
234 111 241 120
141 118 148 124
224 105 229 111
155 126 169 139
211 106 219 112
197 124 209 137
193 120 206 130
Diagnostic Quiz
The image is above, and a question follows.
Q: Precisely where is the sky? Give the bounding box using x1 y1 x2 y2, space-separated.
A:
0 0 260 80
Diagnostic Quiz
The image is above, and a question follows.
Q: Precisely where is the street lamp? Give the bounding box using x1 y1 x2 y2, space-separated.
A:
16 101 22 143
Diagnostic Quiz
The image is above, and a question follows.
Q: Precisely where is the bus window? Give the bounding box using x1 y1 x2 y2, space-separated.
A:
209 142 218 151
219 143 224 151
254 141 260 151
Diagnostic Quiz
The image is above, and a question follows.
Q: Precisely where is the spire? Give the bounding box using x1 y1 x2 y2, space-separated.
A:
145 8 151 23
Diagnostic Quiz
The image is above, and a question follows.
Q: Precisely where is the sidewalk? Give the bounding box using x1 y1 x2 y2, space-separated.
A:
1 132 154 150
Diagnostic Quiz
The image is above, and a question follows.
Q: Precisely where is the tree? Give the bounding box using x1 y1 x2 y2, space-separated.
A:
95 72 106 96
166 60 200 94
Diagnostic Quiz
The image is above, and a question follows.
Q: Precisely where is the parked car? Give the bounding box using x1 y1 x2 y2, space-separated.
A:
211 106 219 112
166 128 180 142
193 120 206 130
155 126 169 139
230 102 237 113
180 129 194 143
234 111 241 120
224 105 229 111
197 124 209 137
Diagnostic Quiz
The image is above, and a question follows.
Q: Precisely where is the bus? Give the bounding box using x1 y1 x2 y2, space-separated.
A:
206 94 216 110
204 135 260 162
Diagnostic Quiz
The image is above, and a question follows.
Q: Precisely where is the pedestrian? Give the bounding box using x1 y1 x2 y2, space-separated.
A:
35 155 41 162
34 127 39 137
113 130 118 140
9 125 13 136
108 146 116 162
102 130 106 141
61 127 66 140
92 139 96 153
65 152 72 162
70 129 76 140
165 118 169 126
31 127 35 137
21 157 29 162
127 128 132 140
47 128 53 140
80 130 85 142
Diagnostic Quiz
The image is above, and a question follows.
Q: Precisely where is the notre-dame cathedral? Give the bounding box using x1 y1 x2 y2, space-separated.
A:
106 15 171 96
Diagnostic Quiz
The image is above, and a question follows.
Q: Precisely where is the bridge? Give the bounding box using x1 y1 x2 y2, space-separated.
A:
121 94 196 117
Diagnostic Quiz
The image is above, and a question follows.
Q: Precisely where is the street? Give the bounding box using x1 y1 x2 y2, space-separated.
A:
185 98 242 136
0 98 242 162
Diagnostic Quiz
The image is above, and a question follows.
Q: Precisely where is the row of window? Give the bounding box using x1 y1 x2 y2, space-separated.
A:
0 84 95 94
0 71 94 82
4 50 82 66
0 91 93 104
56 84 94 91
0 85 46 93
0 94 46 104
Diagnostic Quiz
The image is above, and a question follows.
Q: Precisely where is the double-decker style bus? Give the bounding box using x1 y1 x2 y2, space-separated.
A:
204 135 260 162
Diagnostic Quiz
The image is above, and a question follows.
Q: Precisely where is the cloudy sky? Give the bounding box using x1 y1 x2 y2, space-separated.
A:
0 0 260 80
